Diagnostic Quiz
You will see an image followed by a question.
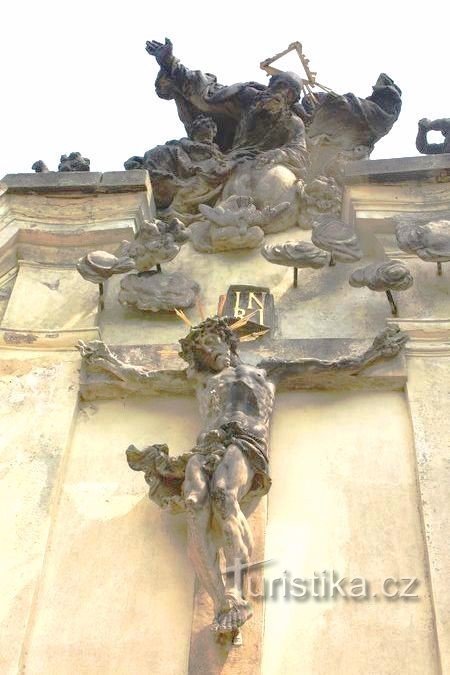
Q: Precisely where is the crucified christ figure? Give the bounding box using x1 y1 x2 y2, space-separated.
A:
79 319 406 646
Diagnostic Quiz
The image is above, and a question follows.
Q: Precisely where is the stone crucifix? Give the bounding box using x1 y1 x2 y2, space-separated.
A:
79 319 406 647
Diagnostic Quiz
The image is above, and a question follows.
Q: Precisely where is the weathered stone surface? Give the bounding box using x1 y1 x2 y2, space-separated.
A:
125 218 188 272
299 175 342 229
0 352 80 674
349 260 413 292
395 219 450 262
118 271 200 312
306 73 402 177
2 171 102 192
1 170 151 195
58 152 90 172
262 240 328 268
22 394 196 675
311 216 363 262
99 170 151 192
263 389 437 675
190 218 264 253
191 196 278 253
344 153 450 183
77 250 135 283
31 160 48 173
142 39 308 231
79 321 407 646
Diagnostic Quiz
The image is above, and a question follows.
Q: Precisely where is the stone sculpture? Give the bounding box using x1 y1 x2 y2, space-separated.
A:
306 74 402 177
31 160 49 173
190 196 290 253
349 260 413 315
58 152 90 172
261 241 328 287
395 219 450 274
416 118 450 155
299 175 342 229
311 216 363 265
125 115 232 223
79 320 407 646
77 217 195 312
123 218 189 272
77 249 135 284
118 270 200 312
139 38 309 231
136 39 401 248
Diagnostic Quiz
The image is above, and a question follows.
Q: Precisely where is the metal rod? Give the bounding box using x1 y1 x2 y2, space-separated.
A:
329 252 336 267
437 262 443 275
98 282 105 312
386 289 398 316
293 267 298 288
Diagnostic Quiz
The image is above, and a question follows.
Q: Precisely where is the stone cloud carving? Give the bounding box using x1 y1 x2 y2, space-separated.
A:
395 219 450 274
349 260 413 315
311 216 363 265
261 241 328 287
190 196 291 253
118 270 200 312
77 250 135 284
77 217 197 312
79 321 407 646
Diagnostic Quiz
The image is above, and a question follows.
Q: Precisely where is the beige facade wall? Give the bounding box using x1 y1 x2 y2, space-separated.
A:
264 390 437 675
0 162 449 674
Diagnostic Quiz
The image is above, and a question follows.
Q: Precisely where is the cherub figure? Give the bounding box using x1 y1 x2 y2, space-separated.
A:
79 319 407 645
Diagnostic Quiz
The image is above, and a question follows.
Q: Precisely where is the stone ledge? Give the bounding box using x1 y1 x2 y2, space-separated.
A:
1 170 150 194
344 154 450 184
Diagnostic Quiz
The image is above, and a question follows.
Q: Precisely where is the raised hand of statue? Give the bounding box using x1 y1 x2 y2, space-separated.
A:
145 38 173 67
418 118 432 130
370 325 408 358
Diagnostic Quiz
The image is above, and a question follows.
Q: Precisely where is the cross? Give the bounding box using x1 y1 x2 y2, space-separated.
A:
78 321 406 674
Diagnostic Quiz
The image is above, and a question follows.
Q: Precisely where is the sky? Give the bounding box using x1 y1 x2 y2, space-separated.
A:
1 0 449 177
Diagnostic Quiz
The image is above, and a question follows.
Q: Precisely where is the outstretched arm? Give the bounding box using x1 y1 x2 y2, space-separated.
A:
78 340 190 394
259 326 408 385
145 37 198 97
416 118 446 154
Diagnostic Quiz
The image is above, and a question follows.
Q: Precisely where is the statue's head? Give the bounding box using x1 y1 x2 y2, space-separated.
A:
188 115 218 144
179 317 239 373
268 71 303 105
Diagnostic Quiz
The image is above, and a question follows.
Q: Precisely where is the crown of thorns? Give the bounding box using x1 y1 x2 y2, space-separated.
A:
178 317 238 366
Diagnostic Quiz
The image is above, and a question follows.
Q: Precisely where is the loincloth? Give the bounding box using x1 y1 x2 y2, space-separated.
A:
193 421 271 500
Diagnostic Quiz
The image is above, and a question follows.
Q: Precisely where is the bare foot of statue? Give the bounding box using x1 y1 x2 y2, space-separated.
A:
211 596 253 637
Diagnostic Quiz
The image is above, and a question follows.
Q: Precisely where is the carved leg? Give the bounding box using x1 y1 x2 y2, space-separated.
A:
183 455 225 616
211 445 255 638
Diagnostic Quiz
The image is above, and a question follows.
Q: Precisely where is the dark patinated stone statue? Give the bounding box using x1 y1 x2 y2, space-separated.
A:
306 73 402 176
134 39 402 242
31 160 49 173
416 118 450 155
128 38 309 232
58 152 90 172
79 319 407 645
